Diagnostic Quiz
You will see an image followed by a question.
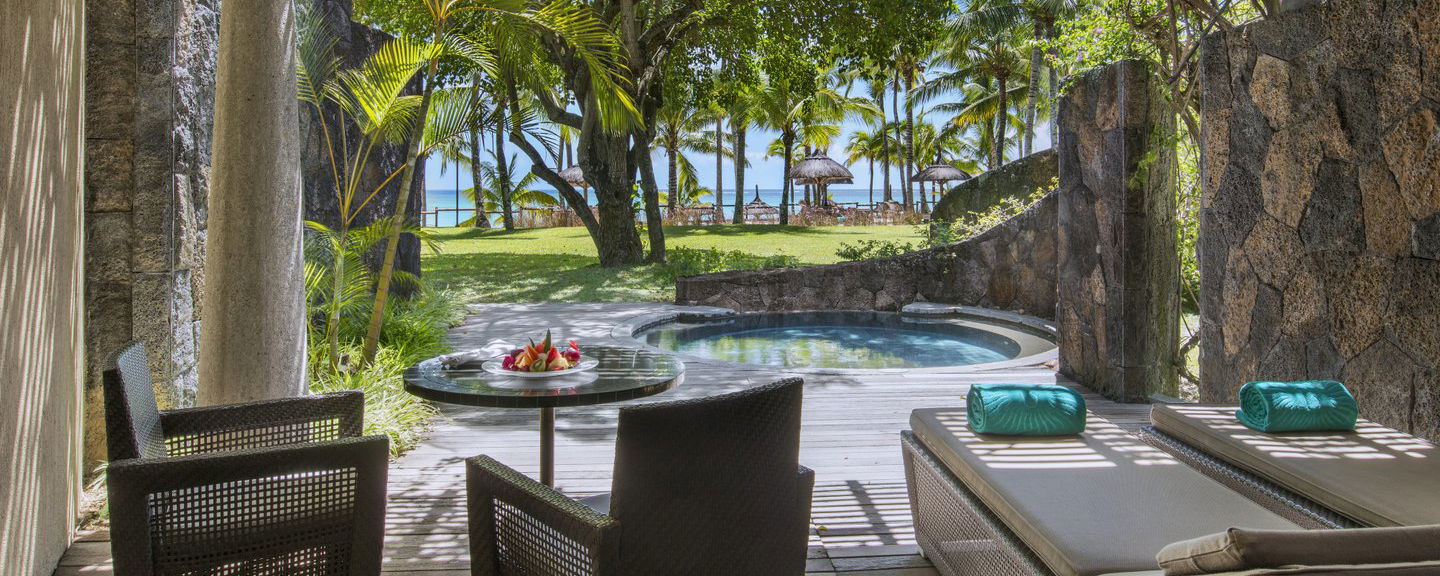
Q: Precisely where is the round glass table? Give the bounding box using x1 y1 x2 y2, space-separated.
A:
403 344 684 486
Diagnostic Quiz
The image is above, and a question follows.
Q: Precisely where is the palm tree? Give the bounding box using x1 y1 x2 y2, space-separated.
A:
917 21 1029 170
751 76 879 221
961 0 1078 154
727 87 753 224
466 155 559 225
361 0 638 362
709 102 727 216
845 130 885 206
861 72 896 203
924 78 1029 170
654 99 719 212
298 6 437 368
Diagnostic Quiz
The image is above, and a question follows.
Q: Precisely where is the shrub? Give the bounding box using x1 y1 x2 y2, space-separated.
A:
926 179 1054 247
655 247 799 284
835 239 918 261
307 284 463 456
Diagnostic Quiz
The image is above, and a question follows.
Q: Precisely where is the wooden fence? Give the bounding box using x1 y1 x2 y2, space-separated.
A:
420 201 923 228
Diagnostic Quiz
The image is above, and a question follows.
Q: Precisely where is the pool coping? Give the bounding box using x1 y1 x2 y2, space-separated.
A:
609 304 1058 375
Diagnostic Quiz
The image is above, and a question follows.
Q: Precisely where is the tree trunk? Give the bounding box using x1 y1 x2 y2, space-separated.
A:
905 76 917 211
732 125 745 224
995 75 1008 168
468 125 490 228
779 132 794 225
635 134 666 263
1048 22 1060 148
877 90 891 203
868 157 874 205
495 99 514 231
892 77 909 210
714 117 723 216
666 143 677 211
582 128 645 266
199 0 306 404
1023 22 1042 157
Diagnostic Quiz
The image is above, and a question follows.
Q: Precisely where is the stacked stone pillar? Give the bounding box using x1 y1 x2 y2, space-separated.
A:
84 0 217 464
1056 59 1180 403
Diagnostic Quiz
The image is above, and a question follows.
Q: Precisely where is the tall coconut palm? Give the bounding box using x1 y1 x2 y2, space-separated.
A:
961 0 1078 154
654 99 719 212
917 21 1029 170
845 130 887 206
726 86 754 224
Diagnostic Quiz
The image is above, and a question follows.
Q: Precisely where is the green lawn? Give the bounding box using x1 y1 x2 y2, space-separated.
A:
422 225 924 304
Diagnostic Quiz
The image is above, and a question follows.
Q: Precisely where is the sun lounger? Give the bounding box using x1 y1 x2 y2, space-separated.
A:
1144 404 1440 529
903 408 1298 576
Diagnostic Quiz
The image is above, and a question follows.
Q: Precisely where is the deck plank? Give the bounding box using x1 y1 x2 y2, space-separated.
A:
55 303 1155 576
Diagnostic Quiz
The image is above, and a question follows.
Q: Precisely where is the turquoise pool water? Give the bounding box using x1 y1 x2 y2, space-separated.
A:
641 311 1024 370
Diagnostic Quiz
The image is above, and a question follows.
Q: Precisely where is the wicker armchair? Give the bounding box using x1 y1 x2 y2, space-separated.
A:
467 377 814 576
104 341 389 576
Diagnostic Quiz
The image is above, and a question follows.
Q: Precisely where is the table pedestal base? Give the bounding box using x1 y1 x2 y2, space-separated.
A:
540 407 555 486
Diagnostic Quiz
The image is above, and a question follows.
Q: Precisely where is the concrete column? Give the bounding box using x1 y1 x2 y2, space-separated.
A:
1056 59 1179 403
198 0 306 405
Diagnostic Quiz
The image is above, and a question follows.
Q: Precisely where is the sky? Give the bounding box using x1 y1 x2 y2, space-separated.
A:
423 110 1054 198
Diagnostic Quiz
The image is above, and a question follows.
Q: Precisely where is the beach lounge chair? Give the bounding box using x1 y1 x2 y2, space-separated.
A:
1144 404 1440 529
903 408 1298 576
903 406 1440 576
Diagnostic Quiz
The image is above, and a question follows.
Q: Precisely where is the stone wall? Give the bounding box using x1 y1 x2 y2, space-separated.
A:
1057 60 1180 402
676 192 1059 317
1 0 86 571
85 0 218 463
300 0 423 279
1198 0 1440 440
931 149 1057 220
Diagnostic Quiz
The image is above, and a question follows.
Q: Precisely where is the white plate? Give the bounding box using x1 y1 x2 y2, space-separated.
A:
481 354 599 378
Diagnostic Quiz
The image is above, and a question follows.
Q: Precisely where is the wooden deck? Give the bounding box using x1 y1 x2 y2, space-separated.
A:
54 303 1150 576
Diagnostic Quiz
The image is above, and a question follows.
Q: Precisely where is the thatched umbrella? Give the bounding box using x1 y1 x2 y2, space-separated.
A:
912 163 970 207
558 165 590 205
789 152 853 208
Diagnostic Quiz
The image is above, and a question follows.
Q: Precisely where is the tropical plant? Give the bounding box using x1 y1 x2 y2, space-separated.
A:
918 20 1031 170
297 4 438 369
462 155 560 225
655 98 727 212
361 0 636 363
959 0 1079 155
751 74 880 221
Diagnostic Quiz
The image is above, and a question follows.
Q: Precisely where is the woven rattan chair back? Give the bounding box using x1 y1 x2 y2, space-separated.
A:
104 340 167 460
609 377 806 575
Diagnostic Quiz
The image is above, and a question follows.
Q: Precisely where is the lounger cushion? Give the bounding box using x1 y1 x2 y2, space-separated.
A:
911 408 1298 576
1212 563 1440 575
1158 525 1440 575
1150 405 1440 527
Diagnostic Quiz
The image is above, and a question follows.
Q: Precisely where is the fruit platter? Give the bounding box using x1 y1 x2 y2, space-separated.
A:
481 331 598 378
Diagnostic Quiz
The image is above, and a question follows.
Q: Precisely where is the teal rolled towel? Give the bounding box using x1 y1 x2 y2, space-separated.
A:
1236 380 1358 433
966 384 1086 436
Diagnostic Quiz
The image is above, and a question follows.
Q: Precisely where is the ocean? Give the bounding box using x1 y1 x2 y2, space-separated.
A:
422 187 931 227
